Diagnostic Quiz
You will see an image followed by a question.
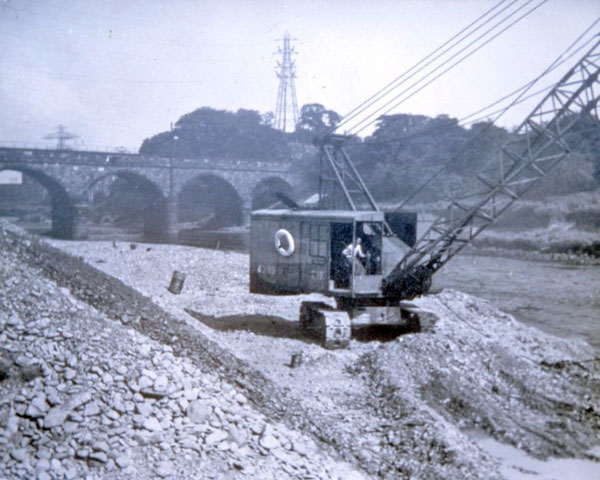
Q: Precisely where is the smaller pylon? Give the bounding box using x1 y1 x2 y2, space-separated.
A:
44 125 79 150
274 32 299 132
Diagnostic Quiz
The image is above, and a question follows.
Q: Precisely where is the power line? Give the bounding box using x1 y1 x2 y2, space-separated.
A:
394 23 600 209
334 0 514 133
458 29 600 125
364 29 600 149
347 0 550 136
335 0 529 134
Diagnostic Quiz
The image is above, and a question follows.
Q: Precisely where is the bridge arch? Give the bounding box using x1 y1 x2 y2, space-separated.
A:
0 165 75 238
86 171 167 236
178 174 243 229
251 176 295 210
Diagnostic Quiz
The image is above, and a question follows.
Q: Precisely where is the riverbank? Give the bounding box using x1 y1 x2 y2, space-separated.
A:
2 220 600 478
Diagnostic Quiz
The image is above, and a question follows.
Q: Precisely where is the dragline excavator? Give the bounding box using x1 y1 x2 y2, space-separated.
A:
249 38 600 348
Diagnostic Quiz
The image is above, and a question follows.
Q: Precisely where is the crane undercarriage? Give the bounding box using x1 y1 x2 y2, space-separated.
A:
299 300 432 349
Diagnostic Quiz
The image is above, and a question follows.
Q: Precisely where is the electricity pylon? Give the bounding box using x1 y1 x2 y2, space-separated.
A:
274 32 299 132
44 125 79 150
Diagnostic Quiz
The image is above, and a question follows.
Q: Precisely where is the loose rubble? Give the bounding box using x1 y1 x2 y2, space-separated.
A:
0 222 366 479
2 220 600 479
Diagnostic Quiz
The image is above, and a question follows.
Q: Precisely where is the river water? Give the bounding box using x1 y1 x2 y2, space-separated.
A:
438 254 600 352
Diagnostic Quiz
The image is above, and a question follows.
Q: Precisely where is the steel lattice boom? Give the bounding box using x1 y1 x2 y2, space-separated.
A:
383 37 600 297
317 135 380 211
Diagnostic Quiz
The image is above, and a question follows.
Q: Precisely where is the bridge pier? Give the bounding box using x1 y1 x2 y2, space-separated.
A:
72 203 90 240
241 200 253 226
165 196 179 242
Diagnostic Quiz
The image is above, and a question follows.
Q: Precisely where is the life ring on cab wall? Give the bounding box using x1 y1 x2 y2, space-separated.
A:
274 229 295 257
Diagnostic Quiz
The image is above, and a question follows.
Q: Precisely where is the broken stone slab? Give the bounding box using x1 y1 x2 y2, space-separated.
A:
25 394 48 419
292 440 309 457
65 354 77 368
6 315 22 327
205 429 228 445
69 391 92 410
187 399 212 424
10 448 29 463
35 458 50 472
141 368 157 380
89 451 108 464
6 410 20 434
37 471 52 480
64 465 78 480
143 416 162 432
92 440 110 453
138 376 153 390
102 373 113 385
44 405 71 428
104 409 120 421
63 422 78 434
139 389 169 400
136 402 153 418
83 402 101 417
153 375 168 392
43 391 92 429
115 452 131 469
45 386 62 406
177 397 189 414
259 434 280 450
179 436 202 452
155 460 176 478
228 426 248 446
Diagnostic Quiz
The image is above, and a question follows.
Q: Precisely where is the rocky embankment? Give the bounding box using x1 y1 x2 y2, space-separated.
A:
0 222 365 480
2 220 600 479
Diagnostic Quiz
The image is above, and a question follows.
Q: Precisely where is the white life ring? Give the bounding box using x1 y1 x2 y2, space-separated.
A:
274 229 295 257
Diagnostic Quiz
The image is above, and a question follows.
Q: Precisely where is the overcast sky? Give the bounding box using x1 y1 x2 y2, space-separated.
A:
1 0 599 151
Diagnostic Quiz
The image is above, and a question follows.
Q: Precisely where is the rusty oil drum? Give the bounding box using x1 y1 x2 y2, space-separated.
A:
168 270 186 294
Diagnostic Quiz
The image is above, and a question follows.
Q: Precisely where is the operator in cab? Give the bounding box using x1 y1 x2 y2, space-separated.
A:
343 237 367 276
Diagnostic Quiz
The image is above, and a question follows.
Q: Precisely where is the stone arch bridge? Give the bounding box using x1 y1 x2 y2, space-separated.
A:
0 147 299 239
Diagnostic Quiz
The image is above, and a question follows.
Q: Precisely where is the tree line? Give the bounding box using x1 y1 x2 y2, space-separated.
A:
139 104 600 205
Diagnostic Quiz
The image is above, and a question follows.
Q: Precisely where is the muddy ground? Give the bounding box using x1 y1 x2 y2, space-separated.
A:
1 220 600 479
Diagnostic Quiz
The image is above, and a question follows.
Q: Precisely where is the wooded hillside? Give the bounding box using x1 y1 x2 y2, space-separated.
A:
139 106 600 205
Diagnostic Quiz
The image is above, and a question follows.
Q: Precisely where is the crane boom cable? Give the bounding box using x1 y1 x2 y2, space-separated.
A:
458 28 600 124
390 37 600 286
338 0 541 135
333 0 514 132
358 27 599 157
394 23 600 208
336 0 528 134
347 0 550 136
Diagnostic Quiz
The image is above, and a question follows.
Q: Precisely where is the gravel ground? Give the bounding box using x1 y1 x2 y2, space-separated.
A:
0 222 366 480
2 220 599 479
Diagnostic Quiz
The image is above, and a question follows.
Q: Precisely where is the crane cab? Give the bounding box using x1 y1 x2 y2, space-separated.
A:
249 209 417 298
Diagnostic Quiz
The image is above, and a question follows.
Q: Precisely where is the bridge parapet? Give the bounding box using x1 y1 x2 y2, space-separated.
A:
0 147 291 173
0 146 300 239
